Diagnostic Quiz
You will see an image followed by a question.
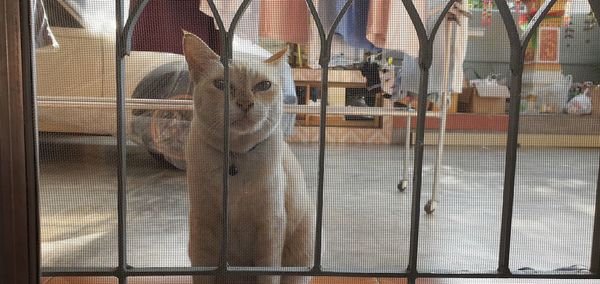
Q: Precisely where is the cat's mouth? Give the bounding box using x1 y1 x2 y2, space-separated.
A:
231 115 256 129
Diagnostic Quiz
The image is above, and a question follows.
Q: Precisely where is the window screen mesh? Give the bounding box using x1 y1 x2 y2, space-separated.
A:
34 0 600 282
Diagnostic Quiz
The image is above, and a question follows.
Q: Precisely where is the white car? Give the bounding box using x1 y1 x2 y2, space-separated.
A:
36 0 297 169
36 0 184 134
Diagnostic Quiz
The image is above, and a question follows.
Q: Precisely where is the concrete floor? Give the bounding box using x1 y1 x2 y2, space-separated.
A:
39 134 600 279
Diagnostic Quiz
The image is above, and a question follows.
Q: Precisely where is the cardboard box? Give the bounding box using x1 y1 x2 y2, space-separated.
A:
461 87 508 114
471 91 507 114
467 80 510 114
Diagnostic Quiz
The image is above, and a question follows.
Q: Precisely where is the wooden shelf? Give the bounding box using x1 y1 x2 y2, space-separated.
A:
292 68 383 128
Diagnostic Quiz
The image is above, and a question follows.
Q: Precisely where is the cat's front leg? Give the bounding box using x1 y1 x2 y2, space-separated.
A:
254 206 286 284
189 212 222 284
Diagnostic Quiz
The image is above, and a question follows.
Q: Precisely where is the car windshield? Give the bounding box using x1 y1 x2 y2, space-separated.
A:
61 0 131 34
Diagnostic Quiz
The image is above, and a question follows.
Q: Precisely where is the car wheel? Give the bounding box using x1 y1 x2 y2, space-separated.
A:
148 94 192 170
130 60 192 170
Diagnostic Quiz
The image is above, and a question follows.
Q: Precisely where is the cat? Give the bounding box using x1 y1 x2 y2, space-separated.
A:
183 31 315 284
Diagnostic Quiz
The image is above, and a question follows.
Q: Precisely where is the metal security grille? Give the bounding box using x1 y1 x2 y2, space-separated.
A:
37 0 600 283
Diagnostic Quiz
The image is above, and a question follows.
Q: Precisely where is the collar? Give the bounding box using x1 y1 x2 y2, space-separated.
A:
230 135 268 155
228 138 268 176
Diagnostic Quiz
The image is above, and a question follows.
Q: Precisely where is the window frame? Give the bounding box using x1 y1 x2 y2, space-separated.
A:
2 0 600 284
0 0 40 284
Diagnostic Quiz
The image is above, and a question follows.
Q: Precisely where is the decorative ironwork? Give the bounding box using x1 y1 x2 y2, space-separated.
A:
35 1 600 283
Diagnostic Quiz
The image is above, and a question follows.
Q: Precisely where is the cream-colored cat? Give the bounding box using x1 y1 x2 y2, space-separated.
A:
183 32 315 284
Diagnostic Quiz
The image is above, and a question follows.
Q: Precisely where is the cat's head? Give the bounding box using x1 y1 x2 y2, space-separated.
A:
183 31 288 149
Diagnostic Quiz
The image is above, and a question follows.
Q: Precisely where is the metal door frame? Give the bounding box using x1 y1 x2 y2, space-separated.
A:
5 0 599 283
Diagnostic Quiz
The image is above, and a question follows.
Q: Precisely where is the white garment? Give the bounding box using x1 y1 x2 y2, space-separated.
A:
199 0 260 43
398 1 468 95
366 0 425 57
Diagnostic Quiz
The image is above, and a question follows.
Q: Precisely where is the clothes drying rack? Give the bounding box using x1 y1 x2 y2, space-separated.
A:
397 16 460 215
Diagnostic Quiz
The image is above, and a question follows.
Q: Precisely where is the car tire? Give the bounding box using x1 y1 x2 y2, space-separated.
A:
131 60 191 170
147 93 192 170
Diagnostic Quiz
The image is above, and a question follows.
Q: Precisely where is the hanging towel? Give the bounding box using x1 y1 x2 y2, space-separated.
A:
259 0 311 44
366 0 390 49
366 0 425 57
336 0 376 50
34 0 58 48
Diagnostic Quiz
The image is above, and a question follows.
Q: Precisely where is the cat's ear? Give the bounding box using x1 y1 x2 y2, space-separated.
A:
264 46 289 65
183 30 220 81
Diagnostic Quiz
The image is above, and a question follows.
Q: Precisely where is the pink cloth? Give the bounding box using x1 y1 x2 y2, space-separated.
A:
366 0 390 49
259 0 311 44
366 0 425 57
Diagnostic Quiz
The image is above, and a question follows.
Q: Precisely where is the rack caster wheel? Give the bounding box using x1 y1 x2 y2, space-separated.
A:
425 200 437 214
397 180 408 192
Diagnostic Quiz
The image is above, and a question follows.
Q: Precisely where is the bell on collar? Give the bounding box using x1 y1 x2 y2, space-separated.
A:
229 164 239 176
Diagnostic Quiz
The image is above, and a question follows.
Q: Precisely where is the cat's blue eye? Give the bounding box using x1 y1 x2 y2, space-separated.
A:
253 80 272 92
213 79 225 91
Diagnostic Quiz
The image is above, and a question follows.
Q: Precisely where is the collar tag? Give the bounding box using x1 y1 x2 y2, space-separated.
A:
228 164 239 176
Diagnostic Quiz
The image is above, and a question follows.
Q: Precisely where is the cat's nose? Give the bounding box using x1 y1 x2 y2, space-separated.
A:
236 99 254 112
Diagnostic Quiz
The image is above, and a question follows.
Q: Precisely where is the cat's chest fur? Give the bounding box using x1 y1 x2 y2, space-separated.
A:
222 141 285 215
192 135 282 187
187 134 286 264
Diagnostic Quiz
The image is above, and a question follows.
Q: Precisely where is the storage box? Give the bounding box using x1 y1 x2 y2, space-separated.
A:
464 80 510 114
471 91 507 114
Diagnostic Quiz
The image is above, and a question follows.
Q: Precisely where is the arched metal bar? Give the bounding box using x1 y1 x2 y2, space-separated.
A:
217 2 252 274
120 0 150 56
204 0 232 273
494 1 523 273
225 0 254 58
401 0 457 279
204 0 254 273
326 0 354 41
206 0 228 62
229 0 254 38
494 0 525 275
206 0 227 34
304 0 353 271
115 0 128 283
205 0 253 59
520 0 559 48
401 0 428 41
495 0 524 81
429 0 458 42
401 0 429 66
494 0 557 274
304 0 327 66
